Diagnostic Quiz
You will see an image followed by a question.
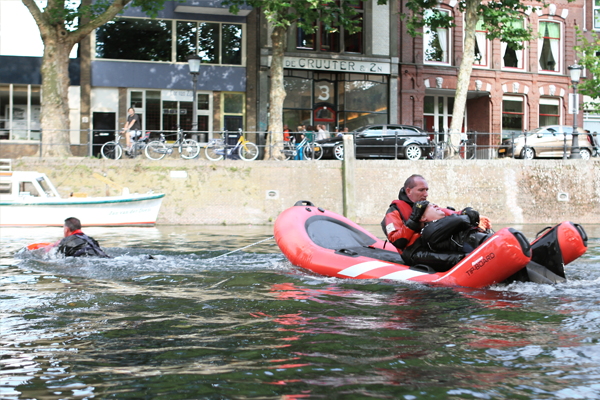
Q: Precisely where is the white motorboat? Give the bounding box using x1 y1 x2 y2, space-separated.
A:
0 167 165 227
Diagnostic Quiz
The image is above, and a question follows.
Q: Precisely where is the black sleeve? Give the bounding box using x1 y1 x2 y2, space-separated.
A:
421 214 472 245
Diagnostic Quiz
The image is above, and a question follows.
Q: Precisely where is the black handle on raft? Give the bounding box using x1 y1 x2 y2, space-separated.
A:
335 248 359 257
294 200 315 207
535 226 552 239
410 264 437 274
573 223 588 245
510 229 531 258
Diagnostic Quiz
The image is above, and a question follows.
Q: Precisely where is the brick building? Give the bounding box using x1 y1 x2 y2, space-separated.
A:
397 0 597 147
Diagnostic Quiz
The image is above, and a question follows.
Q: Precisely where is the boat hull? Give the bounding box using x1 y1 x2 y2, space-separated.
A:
275 202 532 289
0 194 165 227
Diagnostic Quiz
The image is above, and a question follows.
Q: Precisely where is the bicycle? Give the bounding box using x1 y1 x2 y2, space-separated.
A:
429 134 475 160
101 131 149 160
145 129 201 160
270 137 323 161
204 131 259 161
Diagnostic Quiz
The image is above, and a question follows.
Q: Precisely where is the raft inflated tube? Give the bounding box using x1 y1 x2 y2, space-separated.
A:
26 242 51 251
275 202 533 289
530 222 588 279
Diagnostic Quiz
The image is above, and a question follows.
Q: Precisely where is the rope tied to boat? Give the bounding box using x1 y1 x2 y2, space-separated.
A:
210 236 275 260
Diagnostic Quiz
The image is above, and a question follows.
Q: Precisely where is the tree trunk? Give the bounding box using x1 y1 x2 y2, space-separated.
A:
41 28 75 157
449 0 478 156
266 25 287 160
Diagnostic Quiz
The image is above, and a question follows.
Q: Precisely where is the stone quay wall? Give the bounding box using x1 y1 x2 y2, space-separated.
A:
10 157 600 225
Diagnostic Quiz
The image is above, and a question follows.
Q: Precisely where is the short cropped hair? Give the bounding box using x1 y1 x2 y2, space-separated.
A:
64 217 81 231
403 174 425 190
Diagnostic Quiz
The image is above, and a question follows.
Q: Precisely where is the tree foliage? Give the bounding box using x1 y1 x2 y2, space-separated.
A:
404 0 547 151
575 28 600 111
22 0 167 156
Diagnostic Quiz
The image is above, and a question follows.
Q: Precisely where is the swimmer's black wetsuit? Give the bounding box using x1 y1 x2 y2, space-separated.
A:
57 232 110 258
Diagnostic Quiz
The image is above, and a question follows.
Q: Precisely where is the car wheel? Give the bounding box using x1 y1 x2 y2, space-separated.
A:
333 143 344 160
404 144 422 160
579 149 591 160
521 147 535 160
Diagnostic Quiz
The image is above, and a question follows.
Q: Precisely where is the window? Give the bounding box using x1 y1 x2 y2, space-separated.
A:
296 5 362 54
321 22 339 52
502 96 525 137
96 19 243 65
423 95 456 134
538 21 560 72
0 84 41 141
595 0 600 30
502 20 525 69
96 18 172 61
539 98 560 126
473 19 488 67
222 92 245 131
344 15 362 53
424 9 450 64
297 22 316 50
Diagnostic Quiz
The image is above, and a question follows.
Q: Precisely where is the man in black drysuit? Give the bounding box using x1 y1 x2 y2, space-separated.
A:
56 217 110 258
401 204 492 272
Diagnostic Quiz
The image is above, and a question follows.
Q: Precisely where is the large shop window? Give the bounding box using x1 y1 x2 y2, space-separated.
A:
96 18 243 65
538 21 561 72
424 9 450 64
502 96 525 137
282 71 387 132
539 98 560 126
502 20 525 69
0 84 41 141
595 0 600 30
473 19 488 67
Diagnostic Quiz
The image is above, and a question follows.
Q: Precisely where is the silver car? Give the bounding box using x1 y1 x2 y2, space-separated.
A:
498 126 593 160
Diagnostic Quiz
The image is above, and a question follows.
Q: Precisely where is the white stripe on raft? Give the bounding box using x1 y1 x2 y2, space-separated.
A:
338 261 393 277
379 269 428 281
432 235 500 282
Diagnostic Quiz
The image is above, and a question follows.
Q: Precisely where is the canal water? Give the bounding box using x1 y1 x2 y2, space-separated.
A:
2 224 600 399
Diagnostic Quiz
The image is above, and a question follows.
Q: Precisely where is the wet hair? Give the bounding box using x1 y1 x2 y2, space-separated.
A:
403 174 425 190
64 217 81 231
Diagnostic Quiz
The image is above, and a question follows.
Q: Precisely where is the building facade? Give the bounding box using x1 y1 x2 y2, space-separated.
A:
397 0 597 148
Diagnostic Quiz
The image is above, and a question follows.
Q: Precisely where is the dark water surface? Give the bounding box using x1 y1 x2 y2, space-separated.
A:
2 224 600 400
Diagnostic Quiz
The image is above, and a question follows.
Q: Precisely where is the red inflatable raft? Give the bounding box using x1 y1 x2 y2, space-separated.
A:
275 201 587 289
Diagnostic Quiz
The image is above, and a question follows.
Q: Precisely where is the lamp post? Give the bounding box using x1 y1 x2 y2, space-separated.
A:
568 64 583 159
187 54 201 132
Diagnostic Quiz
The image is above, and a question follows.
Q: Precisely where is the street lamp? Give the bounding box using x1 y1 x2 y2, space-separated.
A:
187 54 201 132
568 64 583 159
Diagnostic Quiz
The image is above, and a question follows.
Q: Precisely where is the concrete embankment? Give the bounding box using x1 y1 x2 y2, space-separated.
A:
11 157 600 225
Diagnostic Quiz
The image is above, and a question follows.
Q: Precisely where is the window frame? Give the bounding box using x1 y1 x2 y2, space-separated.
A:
470 18 489 68
501 95 526 137
594 0 600 31
423 8 452 66
538 20 562 74
501 19 527 71
539 97 562 126
93 18 246 67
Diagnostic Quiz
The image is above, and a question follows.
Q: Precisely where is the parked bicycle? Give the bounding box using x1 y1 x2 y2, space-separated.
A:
145 129 201 160
204 131 259 161
101 131 149 160
270 137 323 161
429 135 475 160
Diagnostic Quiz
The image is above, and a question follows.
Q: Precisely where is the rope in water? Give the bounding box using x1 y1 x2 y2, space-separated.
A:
210 235 275 260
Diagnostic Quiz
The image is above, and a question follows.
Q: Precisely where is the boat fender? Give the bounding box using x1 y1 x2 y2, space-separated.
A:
294 200 315 207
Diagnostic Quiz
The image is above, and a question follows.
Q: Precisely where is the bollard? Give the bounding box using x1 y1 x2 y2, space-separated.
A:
342 134 356 222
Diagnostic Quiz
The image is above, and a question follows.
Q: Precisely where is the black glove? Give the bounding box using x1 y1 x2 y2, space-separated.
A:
461 207 480 227
405 200 429 232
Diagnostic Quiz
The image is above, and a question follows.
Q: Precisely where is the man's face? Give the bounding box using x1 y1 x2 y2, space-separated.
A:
406 178 429 203
63 225 70 237
128 108 134 116
421 203 445 223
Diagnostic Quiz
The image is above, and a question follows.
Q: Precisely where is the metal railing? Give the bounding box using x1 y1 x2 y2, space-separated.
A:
2 128 598 161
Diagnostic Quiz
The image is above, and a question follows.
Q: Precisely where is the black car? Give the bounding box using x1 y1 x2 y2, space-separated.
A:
317 125 431 160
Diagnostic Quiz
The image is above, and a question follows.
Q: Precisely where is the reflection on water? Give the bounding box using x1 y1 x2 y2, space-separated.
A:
1 224 600 399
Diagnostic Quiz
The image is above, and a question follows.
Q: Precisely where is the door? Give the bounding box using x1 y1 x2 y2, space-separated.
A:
355 126 385 158
92 112 116 157
224 116 244 132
